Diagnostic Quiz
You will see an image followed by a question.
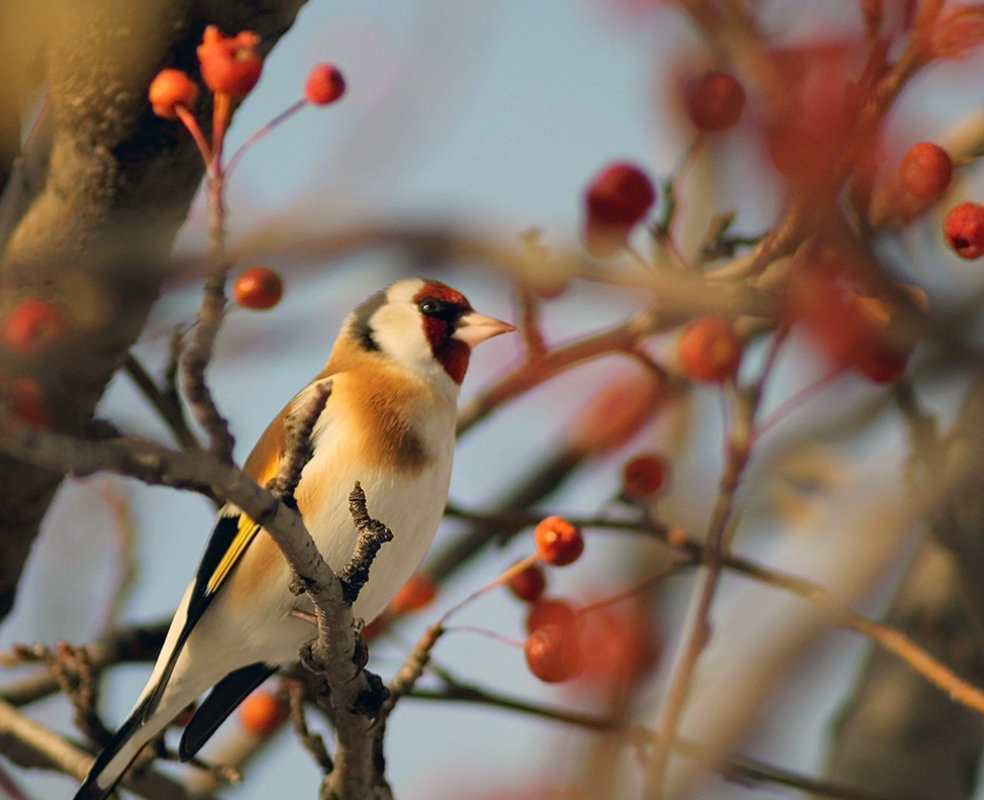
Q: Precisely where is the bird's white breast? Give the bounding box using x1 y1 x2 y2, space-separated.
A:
299 376 456 624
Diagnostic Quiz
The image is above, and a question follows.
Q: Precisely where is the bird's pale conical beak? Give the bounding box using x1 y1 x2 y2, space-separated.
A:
453 311 516 348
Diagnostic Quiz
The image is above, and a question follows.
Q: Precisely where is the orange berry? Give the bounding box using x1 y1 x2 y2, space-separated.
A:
684 71 745 131
3 300 67 353
944 202 984 259
621 453 670 501
677 317 741 382
525 623 583 683
239 689 288 736
899 142 952 200
507 564 547 603
232 267 283 310
534 516 584 567
305 63 346 106
388 573 437 615
197 26 263 97
526 598 579 635
148 69 198 119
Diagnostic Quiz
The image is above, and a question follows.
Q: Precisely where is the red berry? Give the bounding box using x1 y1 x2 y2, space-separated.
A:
621 453 670 501
534 516 584 567
678 317 741 382
305 63 346 106
148 69 198 119
525 623 583 683
197 26 263 97
526 598 579 635
899 142 952 200
232 267 283 310
239 689 288 736
578 603 660 690
585 162 656 227
582 163 655 255
508 564 547 603
7 376 51 427
684 70 746 131
3 300 67 353
944 202 984 259
388 573 437 615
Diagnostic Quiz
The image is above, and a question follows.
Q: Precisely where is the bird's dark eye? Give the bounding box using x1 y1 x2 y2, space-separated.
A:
418 297 461 321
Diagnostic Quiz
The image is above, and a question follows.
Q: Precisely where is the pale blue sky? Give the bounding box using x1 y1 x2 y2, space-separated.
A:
6 2 979 799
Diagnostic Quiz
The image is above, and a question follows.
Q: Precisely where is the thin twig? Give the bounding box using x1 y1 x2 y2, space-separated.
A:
87 482 141 636
338 484 393 605
225 100 307 178
123 352 200 452
286 680 333 773
0 621 169 707
0 696 212 799
456 302 661 435
407 677 899 800
647 332 786 794
515 285 548 361
267 380 330 504
478 506 984 724
179 148 235 461
0 418 381 798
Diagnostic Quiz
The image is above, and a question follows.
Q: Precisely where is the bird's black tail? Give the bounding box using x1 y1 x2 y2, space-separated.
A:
71 696 162 800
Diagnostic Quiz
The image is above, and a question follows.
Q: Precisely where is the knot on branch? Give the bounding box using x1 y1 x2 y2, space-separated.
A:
339 482 394 605
352 671 389 716
289 569 315 596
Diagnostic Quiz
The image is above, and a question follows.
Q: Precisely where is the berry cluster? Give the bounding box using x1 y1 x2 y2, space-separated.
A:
1 299 71 426
146 28 352 314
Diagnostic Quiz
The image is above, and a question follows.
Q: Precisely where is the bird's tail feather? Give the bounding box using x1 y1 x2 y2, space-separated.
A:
71 693 183 800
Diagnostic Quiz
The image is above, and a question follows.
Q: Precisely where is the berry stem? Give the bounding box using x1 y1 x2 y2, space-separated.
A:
754 365 848 440
625 242 654 272
225 98 307 178
441 626 525 649
174 105 213 167
439 552 543 625
493 552 543 591
212 90 232 166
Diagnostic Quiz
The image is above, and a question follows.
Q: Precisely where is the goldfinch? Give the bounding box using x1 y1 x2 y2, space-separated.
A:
73 278 514 800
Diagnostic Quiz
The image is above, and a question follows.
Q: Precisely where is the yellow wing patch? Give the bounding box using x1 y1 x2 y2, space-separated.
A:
207 513 261 594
